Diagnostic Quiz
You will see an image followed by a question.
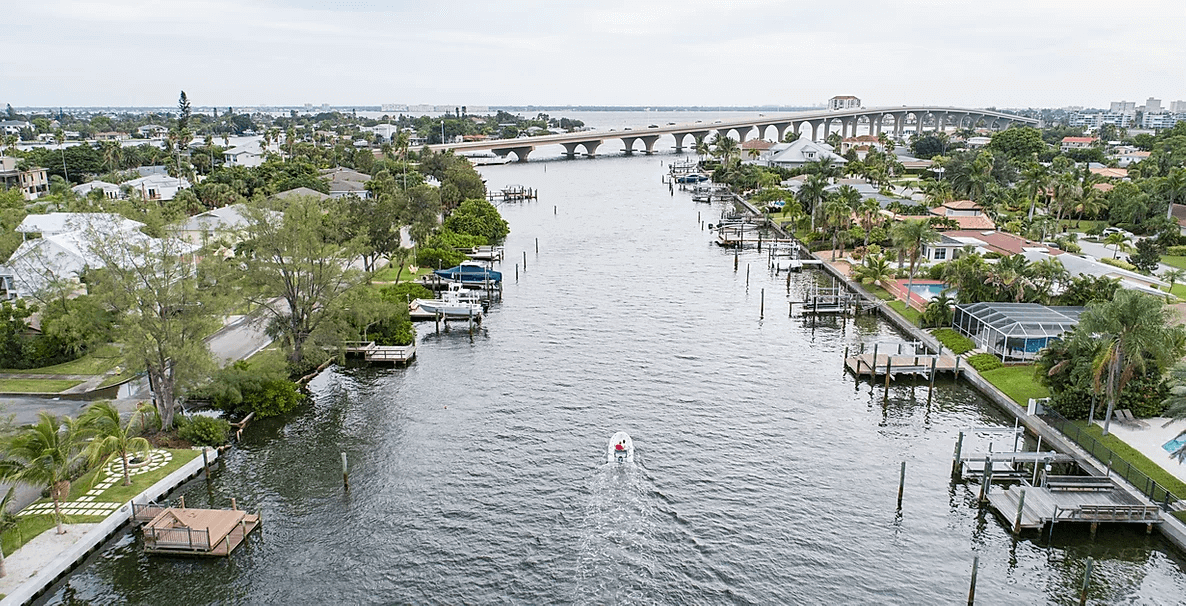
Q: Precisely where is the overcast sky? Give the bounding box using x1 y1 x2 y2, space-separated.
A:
4 0 1184 110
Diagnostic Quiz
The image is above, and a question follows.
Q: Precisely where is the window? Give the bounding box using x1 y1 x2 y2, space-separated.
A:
933 247 947 260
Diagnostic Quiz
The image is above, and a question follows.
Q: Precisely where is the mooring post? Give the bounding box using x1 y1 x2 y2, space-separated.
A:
342 452 349 490
1013 488 1027 534
1079 557 1093 605
967 555 979 606
788 301 793 317
927 357 938 405
553 205 556 215
897 461 906 509
979 456 992 503
760 288 765 319
535 237 538 253
734 249 739 271
515 263 519 281
523 251 527 269
786 271 791 291
698 211 701 222
953 356 961 381
202 447 209 475
758 232 763 252
953 432 964 476
746 264 750 287
231 497 237 511
435 312 441 334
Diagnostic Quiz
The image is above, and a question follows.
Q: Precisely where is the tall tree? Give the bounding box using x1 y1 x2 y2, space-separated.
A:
0 413 89 535
239 196 364 366
1076 289 1186 435
85 225 220 429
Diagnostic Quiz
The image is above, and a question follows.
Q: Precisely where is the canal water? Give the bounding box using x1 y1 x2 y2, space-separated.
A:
43 142 1186 604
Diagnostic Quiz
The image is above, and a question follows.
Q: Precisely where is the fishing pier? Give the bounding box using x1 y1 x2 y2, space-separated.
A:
844 340 961 380
343 341 416 365
132 499 261 557
487 184 537 203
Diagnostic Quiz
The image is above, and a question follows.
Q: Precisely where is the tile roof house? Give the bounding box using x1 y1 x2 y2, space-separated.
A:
319 167 372 199
1089 167 1128 179
1060 136 1098 151
929 200 996 230
759 139 847 168
941 229 1058 257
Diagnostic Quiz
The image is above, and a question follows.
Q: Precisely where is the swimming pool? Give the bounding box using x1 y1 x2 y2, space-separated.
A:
1162 435 1186 455
908 283 955 300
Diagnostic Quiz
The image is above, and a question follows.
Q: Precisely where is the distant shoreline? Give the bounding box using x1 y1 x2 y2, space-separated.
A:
10 105 826 114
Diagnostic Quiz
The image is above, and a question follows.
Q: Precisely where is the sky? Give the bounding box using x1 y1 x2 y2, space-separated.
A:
3 0 1185 110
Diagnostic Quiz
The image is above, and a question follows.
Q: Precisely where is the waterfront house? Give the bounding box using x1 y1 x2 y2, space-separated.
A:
940 229 1058 257
1020 250 1167 296
919 233 965 262
952 302 1084 361
839 135 883 156
0 156 49 200
92 131 129 141
929 200 995 230
0 213 148 299
762 139 847 169
179 204 251 246
0 120 33 136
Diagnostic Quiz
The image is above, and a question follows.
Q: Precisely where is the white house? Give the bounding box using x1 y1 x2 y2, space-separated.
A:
0 214 148 299
760 139 847 169
1021 250 1166 296
137 124 168 139
122 174 191 201
178 204 252 246
320 167 371 199
71 180 123 200
224 144 265 167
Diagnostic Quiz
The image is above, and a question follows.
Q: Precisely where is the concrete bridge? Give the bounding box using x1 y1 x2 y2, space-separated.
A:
427 106 1037 162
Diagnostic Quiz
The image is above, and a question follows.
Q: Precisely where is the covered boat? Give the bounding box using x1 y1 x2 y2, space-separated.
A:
607 432 634 464
434 262 502 283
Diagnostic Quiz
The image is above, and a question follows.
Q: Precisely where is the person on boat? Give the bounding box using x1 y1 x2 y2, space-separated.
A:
615 441 625 452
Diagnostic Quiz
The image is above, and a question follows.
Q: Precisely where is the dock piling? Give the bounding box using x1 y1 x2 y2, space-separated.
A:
202 448 209 475
523 251 527 269
884 357 892 405
897 461 906 509
1013 488 1027 534
746 264 750 287
734 250 738 271
953 432 964 476
979 457 993 502
967 555 979 606
1079 557 1093 605
515 264 519 281
760 289 765 319
535 238 538 253
927 357 938 405
341 452 349 490
231 497 237 511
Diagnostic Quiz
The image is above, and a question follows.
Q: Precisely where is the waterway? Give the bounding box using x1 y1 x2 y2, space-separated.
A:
40 131 1186 604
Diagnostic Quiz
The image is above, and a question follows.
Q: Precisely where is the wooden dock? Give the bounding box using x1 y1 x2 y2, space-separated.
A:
987 480 1160 530
344 340 416 365
845 352 960 379
134 503 261 557
487 185 536 202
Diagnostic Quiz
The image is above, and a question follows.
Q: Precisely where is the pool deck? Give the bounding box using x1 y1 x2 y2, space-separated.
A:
1100 417 1186 486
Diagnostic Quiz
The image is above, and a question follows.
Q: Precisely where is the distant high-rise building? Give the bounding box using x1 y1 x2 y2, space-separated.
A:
1171 100 1186 114
828 95 861 111
1144 97 1162 113
1110 100 1136 113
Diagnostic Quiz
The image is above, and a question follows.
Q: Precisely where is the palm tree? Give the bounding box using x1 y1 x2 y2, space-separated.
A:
1077 289 1186 436
1162 268 1186 295
851 253 895 289
80 401 153 487
694 139 709 162
859 197 882 246
1164 168 1186 220
892 219 940 309
54 130 68 182
822 194 851 260
797 173 829 233
1103 232 1130 259
100 140 122 174
713 134 739 166
922 292 955 327
0 413 90 535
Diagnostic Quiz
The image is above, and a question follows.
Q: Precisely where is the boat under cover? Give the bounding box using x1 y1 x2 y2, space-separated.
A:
434 262 502 283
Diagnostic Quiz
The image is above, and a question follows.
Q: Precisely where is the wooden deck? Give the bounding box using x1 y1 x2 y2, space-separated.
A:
987 480 1160 530
142 507 262 556
844 353 960 379
344 341 416 365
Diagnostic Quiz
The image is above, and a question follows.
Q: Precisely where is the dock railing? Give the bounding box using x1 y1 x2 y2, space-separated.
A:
1039 405 1182 510
144 525 212 551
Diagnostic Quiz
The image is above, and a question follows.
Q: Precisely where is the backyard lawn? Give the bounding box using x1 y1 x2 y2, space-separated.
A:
0 379 83 393
980 365 1049 405
0 345 121 376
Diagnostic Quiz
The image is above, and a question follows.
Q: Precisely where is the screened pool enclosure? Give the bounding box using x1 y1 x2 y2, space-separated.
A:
951 302 1084 361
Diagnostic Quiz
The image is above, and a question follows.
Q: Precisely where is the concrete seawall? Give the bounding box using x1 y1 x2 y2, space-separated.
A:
1 447 219 606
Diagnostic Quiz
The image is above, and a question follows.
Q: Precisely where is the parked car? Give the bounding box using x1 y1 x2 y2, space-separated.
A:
1102 227 1132 238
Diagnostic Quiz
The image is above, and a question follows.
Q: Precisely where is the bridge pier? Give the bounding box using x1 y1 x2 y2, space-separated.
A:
493 146 534 163
808 119 824 142
621 137 638 154
581 140 602 156
772 122 793 142
561 142 581 158
640 135 660 154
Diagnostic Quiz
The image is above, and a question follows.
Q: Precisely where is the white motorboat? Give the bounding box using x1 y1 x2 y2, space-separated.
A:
413 283 483 318
607 432 634 464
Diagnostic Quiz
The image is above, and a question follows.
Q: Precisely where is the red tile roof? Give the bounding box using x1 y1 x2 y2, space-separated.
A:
943 230 1058 256
1061 136 1098 143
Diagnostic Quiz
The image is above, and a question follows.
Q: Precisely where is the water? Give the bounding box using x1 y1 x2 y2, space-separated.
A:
41 142 1186 604
908 283 951 301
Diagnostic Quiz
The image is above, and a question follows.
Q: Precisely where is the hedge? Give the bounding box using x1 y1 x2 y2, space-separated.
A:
966 353 1003 372
932 328 974 355
1167 245 1186 256
1100 256 1137 271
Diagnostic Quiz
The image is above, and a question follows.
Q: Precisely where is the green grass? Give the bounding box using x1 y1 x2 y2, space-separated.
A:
1161 256 1186 272
864 284 896 301
3 448 201 555
1075 422 1186 501
0 344 121 376
1058 219 1106 233
98 369 139 388
980 365 1049 405
0 378 82 393
245 345 285 367
372 262 431 283
887 300 922 326
931 328 975 354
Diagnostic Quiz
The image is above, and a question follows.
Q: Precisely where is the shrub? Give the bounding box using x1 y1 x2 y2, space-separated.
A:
415 246 466 269
380 283 433 305
932 328 975 354
967 353 1002 372
1167 245 1186 256
193 360 305 418
1099 257 1137 271
178 416 231 446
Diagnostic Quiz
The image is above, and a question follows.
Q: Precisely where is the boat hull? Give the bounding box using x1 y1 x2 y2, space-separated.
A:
607 432 635 464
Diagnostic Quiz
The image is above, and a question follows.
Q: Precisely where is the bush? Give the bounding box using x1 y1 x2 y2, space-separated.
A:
932 328 975 354
967 353 1003 372
415 246 466 269
1099 256 1137 271
1167 245 1186 256
193 360 305 418
380 283 433 305
177 416 231 446
443 198 509 244
370 316 415 347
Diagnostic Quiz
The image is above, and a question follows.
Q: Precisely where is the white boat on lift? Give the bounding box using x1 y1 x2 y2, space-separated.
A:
607 432 634 464
413 283 484 318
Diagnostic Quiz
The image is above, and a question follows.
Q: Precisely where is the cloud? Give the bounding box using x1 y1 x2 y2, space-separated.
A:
2 0 1184 108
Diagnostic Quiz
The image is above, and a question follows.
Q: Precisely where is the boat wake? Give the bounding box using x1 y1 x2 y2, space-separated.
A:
569 460 660 603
